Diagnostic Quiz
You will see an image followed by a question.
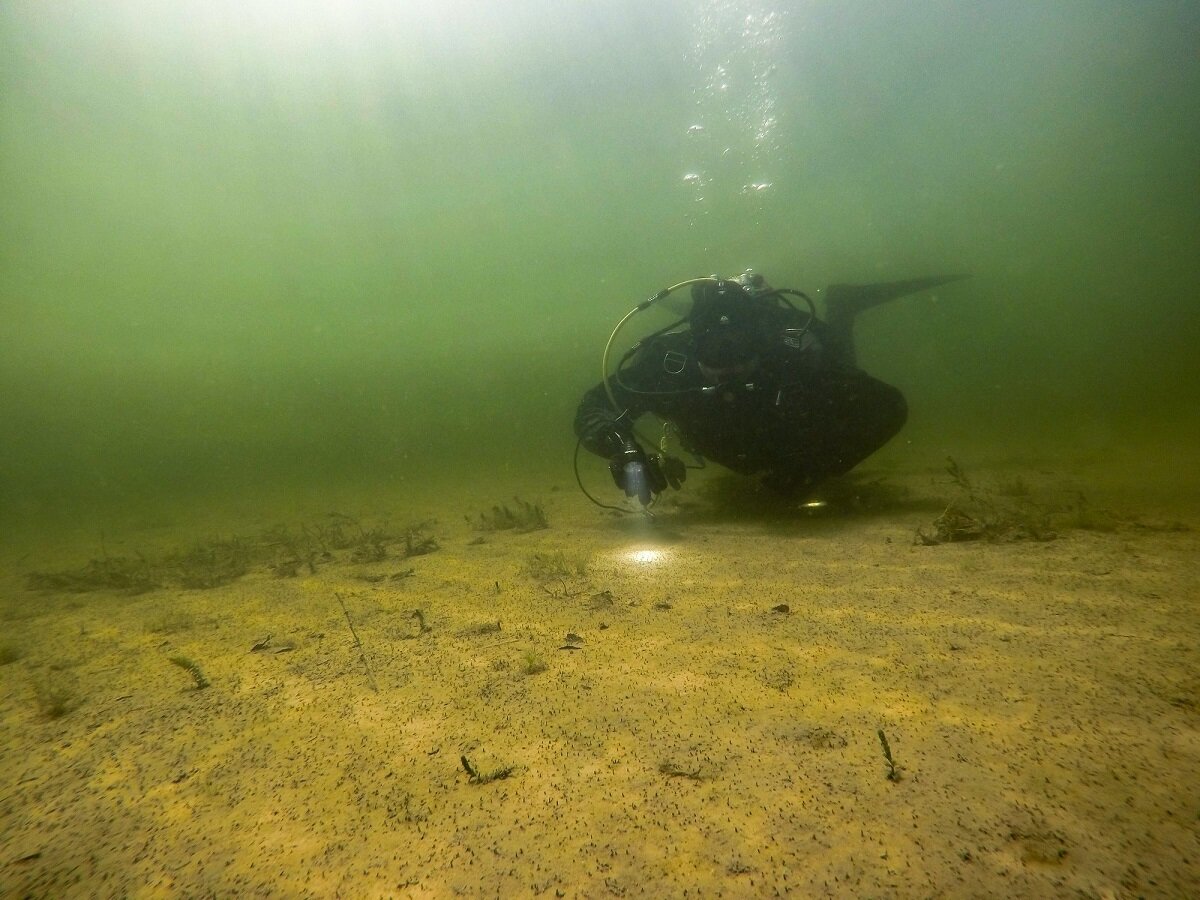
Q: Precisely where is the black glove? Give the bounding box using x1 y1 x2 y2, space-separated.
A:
609 438 686 506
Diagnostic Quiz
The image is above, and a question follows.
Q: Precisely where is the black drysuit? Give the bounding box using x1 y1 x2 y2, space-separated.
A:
573 307 907 494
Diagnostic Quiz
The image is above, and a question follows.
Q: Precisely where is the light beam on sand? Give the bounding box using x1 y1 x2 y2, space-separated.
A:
626 548 667 565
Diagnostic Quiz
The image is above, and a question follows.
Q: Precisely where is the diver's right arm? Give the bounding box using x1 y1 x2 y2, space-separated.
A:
574 342 685 506
573 381 636 457
575 379 676 506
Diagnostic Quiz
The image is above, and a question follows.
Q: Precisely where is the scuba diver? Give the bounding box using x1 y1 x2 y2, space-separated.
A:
573 270 968 507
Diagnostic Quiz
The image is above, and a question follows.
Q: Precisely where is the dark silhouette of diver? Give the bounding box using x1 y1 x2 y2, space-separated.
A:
574 270 968 506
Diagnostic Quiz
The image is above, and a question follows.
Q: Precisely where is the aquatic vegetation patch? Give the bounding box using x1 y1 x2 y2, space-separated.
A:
521 650 548 676
522 549 589 583
303 513 361 552
916 457 1059 544
26 553 160 595
401 523 439 558
349 527 390 563
917 456 1192 544
260 523 326 577
23 512 446 596
469 497 548 532
165 537 253 589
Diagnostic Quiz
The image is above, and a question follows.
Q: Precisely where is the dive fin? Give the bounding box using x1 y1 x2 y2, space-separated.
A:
825 274 970 318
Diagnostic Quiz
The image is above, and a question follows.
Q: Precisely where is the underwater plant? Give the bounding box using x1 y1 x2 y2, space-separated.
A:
521 650 548 676
916 456 1059 544
349 527 390 563
460 754 515 785
260 523 321 577
469 498 549 533
402 524 439 558
168 655 210 690
522 550 589 583
168 537 252 589
410 608 432 637
877 728 900 782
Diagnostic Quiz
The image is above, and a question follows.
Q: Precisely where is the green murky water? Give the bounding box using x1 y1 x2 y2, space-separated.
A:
3 1 1198 534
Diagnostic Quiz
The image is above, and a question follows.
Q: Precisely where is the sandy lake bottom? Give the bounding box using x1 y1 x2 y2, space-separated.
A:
2 455 1197 898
